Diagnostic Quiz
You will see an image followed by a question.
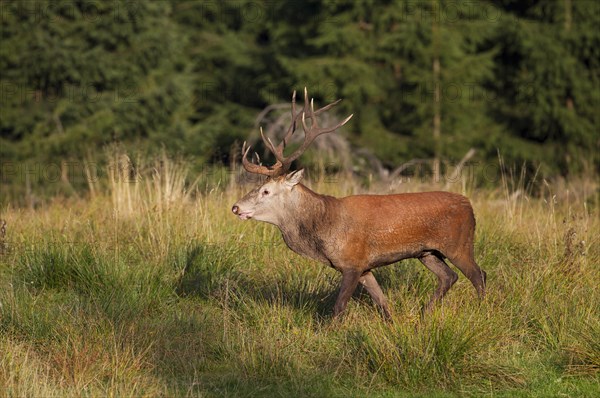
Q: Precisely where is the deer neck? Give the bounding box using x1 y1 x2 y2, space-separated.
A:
276 184 328 224
275 184 337 263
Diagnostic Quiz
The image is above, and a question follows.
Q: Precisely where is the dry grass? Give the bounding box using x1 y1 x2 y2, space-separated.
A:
0 152 598 397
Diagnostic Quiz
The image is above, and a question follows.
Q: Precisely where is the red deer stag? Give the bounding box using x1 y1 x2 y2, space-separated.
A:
232 88 486 319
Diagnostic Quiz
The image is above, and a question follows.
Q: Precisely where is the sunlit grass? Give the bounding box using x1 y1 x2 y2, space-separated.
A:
0 153 598 397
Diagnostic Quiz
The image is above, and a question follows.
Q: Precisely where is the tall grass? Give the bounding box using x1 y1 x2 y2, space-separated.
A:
0 151 598 397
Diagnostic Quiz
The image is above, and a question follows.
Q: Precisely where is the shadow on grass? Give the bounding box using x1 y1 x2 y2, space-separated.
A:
175 244 439 321
175 244 341 319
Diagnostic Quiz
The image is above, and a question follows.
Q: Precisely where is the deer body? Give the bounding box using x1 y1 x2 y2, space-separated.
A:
233 89 486 319
276 185 474 269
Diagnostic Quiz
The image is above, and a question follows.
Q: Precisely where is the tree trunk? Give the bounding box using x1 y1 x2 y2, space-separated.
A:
432 0 441 183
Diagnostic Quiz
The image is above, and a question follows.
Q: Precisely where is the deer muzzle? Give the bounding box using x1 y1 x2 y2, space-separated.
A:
232 205 253 220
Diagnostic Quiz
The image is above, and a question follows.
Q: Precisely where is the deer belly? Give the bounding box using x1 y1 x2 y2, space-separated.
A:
366 237 426 267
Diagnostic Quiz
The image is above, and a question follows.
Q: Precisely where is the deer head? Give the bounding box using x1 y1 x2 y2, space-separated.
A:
232 88 353 223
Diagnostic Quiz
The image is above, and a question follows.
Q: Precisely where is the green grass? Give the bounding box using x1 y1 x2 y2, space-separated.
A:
1 156 599 397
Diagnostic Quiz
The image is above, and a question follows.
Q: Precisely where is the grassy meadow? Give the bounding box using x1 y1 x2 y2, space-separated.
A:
1 154 599 397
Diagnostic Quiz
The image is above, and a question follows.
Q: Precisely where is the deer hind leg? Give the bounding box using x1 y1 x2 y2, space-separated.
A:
419 253 458 312
447 252 486 299
359 271 392 320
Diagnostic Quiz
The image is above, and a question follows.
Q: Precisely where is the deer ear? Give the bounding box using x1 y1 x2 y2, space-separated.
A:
284 169 304 188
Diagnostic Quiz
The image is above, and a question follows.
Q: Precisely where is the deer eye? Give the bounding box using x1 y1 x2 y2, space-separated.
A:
262 190 270 196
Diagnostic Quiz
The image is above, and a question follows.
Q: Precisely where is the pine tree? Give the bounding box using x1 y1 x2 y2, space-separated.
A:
1 0 598 188
491 0 600 175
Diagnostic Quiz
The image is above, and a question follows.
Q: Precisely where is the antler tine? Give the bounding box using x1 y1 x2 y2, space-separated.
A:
310 97 318 128
312 98 342 115
286 90 298 144
242 141 251 159
304 86 310 118
260 127 278 156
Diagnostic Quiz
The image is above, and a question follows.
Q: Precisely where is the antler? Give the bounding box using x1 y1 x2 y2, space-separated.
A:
241 141 283 177
241 88 353 177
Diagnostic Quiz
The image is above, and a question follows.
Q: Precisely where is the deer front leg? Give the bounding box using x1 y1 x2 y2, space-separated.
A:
332 269 362 319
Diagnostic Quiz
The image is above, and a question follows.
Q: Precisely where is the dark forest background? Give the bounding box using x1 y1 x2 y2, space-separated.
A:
1 0 599 196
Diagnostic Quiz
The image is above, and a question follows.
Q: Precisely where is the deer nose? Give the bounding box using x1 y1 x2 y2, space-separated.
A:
232 205 239 215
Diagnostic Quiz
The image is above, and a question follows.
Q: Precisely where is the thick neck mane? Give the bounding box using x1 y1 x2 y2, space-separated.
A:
285 183 336 219
275 183 339 264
